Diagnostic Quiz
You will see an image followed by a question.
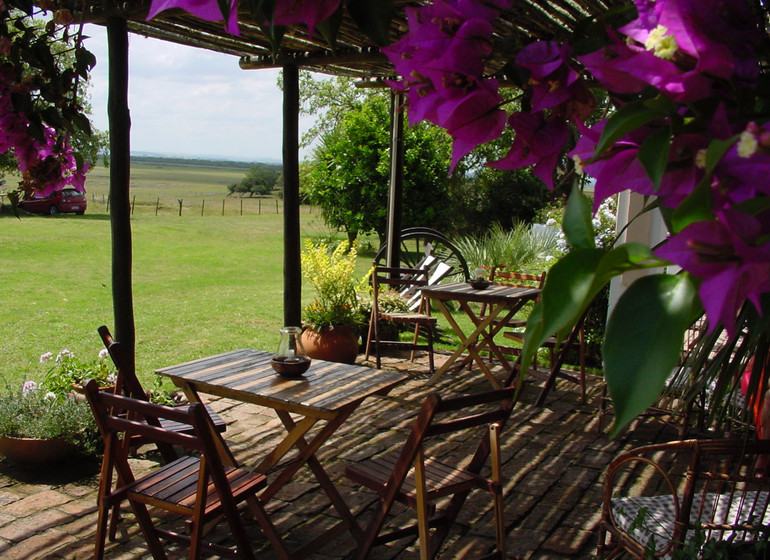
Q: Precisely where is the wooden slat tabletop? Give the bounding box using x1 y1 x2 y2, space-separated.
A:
156 349 408 417
420 281 540 305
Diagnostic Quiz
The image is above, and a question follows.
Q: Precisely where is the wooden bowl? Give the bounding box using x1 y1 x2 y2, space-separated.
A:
270 356 311 377
468 279 491 290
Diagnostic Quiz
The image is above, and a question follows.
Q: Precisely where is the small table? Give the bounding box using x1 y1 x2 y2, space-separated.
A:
420 282 540 388
157 349 407 558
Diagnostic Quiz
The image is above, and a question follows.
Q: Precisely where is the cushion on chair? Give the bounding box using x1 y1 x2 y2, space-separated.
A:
611 491 770 557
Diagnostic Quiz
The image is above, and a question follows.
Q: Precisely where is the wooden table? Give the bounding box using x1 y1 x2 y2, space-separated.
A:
420 282 540 388
157 348 408 559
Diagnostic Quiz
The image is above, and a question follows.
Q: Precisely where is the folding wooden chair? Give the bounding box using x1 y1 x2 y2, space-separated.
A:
344 386 517 560
508 310 588 405
476 267 546 365
98 325 227 539
98 325 227 447
365 266 438 374
82 379 269 560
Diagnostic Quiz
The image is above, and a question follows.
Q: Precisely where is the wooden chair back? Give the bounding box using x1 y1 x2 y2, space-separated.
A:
82 379 263 560
345 386 517 560
598 438 770 559
489 266 546 290
98 325 148 400
366 266 437 374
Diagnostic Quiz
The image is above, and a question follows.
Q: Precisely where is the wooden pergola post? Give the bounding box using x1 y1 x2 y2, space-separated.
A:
282 64 302 327
385 90 404 269
106 16 136 373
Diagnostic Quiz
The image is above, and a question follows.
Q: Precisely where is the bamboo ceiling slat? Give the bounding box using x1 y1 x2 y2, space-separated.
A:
64 0 631 78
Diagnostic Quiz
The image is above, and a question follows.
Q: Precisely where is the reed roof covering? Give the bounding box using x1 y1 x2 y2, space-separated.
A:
67 0 628 78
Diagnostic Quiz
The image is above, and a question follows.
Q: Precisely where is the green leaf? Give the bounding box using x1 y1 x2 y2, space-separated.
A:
604 273 700 433
670 136 736 232
562 185 594 250
670 179 714 233
520 243 665 375
346 0 396 46
217 0 231 26
317 6 343 49
520 249 605 371
638 125 671 190
595 101 665 155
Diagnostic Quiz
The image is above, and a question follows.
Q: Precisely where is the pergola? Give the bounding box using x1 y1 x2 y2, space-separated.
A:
61 0 627 370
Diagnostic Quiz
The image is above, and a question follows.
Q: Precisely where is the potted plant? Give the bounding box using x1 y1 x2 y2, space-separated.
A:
0 380 101 465
300 239 372 363
42 348 117 394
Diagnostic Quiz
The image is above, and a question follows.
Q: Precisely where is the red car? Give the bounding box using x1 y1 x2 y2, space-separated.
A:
18 188 87 215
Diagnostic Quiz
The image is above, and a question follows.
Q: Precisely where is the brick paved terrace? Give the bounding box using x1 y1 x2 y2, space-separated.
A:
0 351 680 559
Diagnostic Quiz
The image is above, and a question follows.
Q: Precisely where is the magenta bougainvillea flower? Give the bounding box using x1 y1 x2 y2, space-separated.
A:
712 122 770 208
381 0 509 171
273 0 341 38
593 0 763 103
515 41 595 123
621 0 762 82
655 210 770 337
0 67 87 196
491 111 570 189
437 79 507 170
147 0 240 35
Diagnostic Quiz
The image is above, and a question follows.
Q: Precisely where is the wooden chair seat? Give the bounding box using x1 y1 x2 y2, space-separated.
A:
346 450 489 508
128 455 264 517
379 311 436 325
598 438 770 559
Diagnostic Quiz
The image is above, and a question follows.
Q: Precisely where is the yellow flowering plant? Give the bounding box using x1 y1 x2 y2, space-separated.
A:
301 240 372 332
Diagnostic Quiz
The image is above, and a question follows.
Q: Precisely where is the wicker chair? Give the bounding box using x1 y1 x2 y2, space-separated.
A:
598 438 770 559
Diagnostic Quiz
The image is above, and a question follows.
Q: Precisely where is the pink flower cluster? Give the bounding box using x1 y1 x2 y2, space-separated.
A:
0 67 87 197
381 0 509 171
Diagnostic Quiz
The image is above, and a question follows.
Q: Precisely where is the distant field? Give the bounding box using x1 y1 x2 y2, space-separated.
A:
83 159 301 217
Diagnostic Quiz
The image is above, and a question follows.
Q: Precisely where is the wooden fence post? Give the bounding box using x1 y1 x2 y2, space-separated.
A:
155 197 160 215
222 199 225 216
178 199 183 216
201 199 205 216
131 195 135 215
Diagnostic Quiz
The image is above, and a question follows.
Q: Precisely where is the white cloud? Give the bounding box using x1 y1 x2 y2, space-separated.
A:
83 24 314 162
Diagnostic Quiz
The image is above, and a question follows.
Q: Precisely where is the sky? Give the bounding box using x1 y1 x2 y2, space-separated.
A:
83 24 316 163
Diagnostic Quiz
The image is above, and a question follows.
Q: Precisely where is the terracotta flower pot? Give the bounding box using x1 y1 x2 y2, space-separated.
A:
301 325 360 364
0 435 78 465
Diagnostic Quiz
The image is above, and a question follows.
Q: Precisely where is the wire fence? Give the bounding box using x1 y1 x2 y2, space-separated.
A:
65 193 315 217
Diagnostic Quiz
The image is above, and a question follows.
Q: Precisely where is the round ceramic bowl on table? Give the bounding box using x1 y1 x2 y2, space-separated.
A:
270 356 312 377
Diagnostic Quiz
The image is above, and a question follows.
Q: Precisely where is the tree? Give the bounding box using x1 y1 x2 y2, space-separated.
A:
227 165 280 197
305 93 452 244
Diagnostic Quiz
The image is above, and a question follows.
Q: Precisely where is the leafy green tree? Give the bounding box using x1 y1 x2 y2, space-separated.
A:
305 93 452 244
227 165 280 197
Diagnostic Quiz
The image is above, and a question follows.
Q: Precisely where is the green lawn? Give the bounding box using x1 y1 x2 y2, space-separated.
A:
0 160 494 392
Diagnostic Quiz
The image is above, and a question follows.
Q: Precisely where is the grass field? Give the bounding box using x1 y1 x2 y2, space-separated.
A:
1 160 389 391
